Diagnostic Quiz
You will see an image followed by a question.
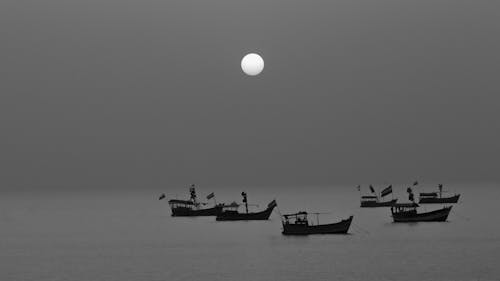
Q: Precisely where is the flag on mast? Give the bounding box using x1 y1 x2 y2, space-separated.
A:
380 185 392 197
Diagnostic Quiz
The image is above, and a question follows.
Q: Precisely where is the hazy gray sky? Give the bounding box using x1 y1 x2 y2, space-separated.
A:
1 0 499 189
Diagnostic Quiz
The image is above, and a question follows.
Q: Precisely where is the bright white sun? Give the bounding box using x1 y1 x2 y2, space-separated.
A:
241 53 264 76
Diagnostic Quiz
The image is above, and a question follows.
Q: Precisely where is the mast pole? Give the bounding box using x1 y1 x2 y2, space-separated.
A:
357 185 361 204
242 192 248 214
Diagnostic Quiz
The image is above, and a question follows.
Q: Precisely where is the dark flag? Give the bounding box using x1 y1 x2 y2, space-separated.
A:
357 185 361 192
407 187 415 202
158 193 166 200
381 185 392 197
413 181 419 186
369 185 375 194
409 192 415 202
206 192 215 200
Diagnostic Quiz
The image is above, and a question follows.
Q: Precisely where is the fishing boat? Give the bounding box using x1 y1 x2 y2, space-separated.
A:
391 203 452 222
216 192 277 221
419 184 460 204
281 212 353 235
168 185 223 217
359 185 397 207
168 199 224 216
360 196 397 207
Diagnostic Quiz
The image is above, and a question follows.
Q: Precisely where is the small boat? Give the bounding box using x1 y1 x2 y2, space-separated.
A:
168 185 223 217
419 184 460 204
281 212 353 235
360 196 397 207
216 192 277 221
168 199 224 216
391 203 452 222
359 184 397 207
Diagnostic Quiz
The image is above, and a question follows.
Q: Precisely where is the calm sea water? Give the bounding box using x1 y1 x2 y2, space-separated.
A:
1 183 499 281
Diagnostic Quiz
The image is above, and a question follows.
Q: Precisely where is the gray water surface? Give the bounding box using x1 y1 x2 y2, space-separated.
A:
1 184 498 281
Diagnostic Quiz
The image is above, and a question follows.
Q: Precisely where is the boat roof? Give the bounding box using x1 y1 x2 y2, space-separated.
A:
222 202 240 208
283 211 307 214
393 203 419 208
420 192 438 197
283 211 308 218
168 199 195 205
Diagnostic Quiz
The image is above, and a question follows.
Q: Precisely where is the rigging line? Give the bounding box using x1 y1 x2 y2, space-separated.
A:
351 221 370 235
350 224 369 236
451 209 471 221
275 203 284 221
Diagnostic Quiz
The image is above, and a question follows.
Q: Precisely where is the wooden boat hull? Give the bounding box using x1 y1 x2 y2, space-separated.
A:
171 206 223 217
361 199 397 208
216 206 274 221
419 194 460 204
282 216 353 235
392 206 452 222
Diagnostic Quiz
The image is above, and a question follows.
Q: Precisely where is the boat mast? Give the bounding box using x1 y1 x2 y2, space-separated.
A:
189 184 197 205
438 184 443 198
357 185 361 204
241 192 248 214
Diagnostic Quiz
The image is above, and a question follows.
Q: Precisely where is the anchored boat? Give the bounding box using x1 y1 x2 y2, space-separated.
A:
391 203 452 222
216 192 277 221
168 185 223 217
361 196 397 207
391 186 452 222
419 184 460 204
359 184 397 207
168 199 224 216
281 212 353 235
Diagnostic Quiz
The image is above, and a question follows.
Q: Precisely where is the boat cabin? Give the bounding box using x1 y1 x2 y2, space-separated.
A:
219 201 240 214
391 203 419 214
168 199 197 210
282 212 309 226
361 195 378 202
419 192 438 198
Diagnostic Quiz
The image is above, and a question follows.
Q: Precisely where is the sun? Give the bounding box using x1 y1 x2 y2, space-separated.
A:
241 53 264 76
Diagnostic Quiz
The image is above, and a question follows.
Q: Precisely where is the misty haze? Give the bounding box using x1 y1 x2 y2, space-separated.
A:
1 0 499 280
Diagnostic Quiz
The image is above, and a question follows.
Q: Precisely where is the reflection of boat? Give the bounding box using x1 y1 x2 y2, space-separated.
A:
216 192 277 221
419 184 460 204
168 184 223 217
391 203 452 222
359 185 397 207
281 212 353 235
